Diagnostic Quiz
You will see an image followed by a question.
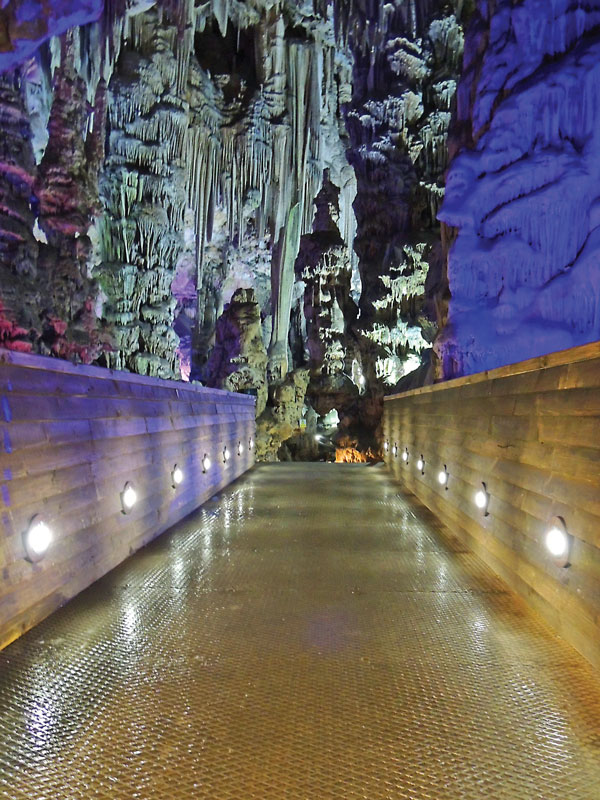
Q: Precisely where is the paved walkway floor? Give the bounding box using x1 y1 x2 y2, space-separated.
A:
1 463 600 800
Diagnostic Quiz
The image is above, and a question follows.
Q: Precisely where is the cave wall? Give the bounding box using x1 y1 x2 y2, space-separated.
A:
437 0 600 379
2 0 598 457
340 0 468 390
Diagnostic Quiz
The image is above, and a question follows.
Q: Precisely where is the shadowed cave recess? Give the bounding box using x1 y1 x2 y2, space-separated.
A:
1 0 600 461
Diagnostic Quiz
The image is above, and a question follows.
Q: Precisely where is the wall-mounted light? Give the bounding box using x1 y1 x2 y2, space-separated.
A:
438 466 449 489
171 465 184 488
237 441 244 456
383 440 389 453
223 446 230 463
121 482 137 513
249 437 254 451
474 482 490 516
392 443 398 457
23 515 52 562
416 456 424 474
545 516 572 568
202 454 211 473
402 448 409 463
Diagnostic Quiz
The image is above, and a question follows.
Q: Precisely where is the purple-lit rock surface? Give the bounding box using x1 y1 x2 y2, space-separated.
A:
437 0 600 378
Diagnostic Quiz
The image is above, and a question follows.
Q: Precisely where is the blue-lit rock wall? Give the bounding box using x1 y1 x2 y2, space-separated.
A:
437 0 600 378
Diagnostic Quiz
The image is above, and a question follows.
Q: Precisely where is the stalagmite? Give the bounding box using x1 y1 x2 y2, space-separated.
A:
268 203 301 381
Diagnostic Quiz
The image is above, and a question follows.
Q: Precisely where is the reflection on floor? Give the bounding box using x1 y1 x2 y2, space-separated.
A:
1 463 599 799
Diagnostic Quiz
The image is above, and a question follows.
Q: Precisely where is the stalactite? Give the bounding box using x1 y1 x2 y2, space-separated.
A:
343 0 466 387
98 3 194 378
0 70 38 352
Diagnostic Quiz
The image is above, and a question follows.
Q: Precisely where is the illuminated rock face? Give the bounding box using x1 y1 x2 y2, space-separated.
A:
438 0 600 378
342 0 467 389
4 1 598 455
0 0 466 453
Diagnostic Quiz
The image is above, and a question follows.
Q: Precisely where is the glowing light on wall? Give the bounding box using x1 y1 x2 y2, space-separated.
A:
402 448 409 462
416 456 424 473
392 443 398 457
438 467 449 488
171 465 184 487
384 440 389 453
202 454 211 473
121 483 137 513
249 437 254 451
237 441 244 456
23 516 52 562
474 483 490 516
223 446 230 463
545 517 572 568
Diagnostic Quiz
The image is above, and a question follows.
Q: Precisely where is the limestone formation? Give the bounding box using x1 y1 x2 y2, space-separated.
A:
1 1 596 460
203 287 268 415
255 367 310 462
438 0 600 377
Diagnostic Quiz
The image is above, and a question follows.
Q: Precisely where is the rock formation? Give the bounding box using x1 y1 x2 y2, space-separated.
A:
438 0 600 377
203 287 268 415
1 1 598 458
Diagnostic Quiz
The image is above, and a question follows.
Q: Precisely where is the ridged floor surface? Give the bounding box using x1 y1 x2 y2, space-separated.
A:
1 463 600 799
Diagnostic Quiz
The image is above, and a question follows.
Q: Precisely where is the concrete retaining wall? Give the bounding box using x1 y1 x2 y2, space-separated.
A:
0 350 255 649
384 342 600 669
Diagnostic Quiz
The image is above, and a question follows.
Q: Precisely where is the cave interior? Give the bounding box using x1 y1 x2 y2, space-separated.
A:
1 0 599 461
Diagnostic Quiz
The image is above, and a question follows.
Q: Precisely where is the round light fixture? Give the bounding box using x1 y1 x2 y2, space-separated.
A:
223 446 230 463
202 454 211 473
416 456 424 473
172 465 184 487
438 467 449 488
121 482 137 513
392 443 398 457
23 516 52 562
545 516 572 568
402 448 409 463
474 482 490 515
237 441 244 456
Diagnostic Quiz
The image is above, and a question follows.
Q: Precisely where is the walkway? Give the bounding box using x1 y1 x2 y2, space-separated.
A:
1 464 599 799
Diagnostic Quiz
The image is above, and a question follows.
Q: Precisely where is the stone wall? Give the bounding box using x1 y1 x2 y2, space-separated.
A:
0 348 255 649
384 342 600 670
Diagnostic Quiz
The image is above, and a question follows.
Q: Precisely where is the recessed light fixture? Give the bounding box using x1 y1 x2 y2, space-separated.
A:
416 456 424 473
438 466 449 488
202 454 211 473
545 516 572 568
392 443 398 457
171 465 184 487
237 441 244 456
474 482 490 516
223 446 230 463
402 448 409 463
23 516 52 562
121 482 137 513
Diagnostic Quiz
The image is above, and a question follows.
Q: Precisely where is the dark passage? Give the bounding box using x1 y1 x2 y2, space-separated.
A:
1 464 599 799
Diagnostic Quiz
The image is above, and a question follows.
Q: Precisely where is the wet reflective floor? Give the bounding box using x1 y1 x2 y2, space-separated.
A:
1 463 600 799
